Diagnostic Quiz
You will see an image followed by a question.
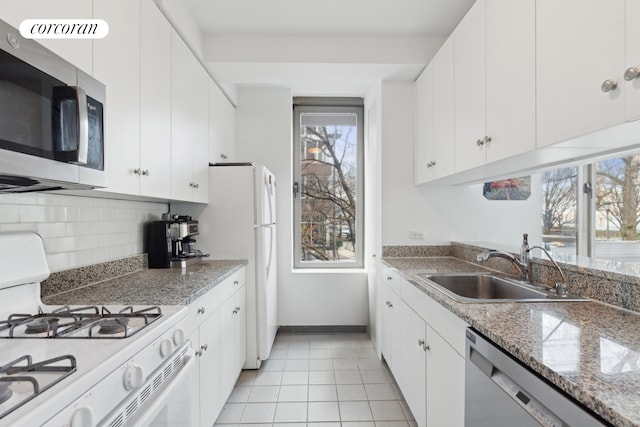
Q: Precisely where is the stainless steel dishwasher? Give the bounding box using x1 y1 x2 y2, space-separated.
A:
465 328 609 426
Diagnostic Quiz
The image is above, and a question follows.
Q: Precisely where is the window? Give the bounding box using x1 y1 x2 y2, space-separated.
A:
541 151 640 261
293 98 364 269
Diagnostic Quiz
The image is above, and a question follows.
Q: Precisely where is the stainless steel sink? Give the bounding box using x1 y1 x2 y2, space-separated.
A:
417 273 586 303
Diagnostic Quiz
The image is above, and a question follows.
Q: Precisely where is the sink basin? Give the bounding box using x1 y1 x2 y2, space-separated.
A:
417 273 586 303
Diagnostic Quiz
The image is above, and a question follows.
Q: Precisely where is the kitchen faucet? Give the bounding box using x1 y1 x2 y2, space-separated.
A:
476 249 530 282
527 245 567 296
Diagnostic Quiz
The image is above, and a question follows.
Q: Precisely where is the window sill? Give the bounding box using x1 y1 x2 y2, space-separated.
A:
291 268 367 274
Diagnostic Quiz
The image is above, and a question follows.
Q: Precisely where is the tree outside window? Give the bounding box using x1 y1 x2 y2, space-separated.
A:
293 101 364 268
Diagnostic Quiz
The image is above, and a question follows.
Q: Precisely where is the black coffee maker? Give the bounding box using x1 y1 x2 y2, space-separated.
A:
148 214 200 268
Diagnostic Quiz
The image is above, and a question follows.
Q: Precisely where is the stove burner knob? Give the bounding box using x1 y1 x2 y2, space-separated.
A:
173 328 185 346
123 364 144 391
160 338 174 357
71 407 93 427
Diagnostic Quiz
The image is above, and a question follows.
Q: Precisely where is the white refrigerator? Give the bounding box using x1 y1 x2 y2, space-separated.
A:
196 163 278 369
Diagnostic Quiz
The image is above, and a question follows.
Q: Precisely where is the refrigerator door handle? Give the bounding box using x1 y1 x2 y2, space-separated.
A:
254 223 275 228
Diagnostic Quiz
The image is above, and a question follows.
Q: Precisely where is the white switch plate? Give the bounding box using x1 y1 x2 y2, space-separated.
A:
409 230 425 239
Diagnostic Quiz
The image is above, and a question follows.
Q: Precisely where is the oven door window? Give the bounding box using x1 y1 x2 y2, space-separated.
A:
0 49 63 159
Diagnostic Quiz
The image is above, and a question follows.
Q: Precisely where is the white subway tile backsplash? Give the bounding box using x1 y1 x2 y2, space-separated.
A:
19 205 51 223
0 193 168 272
0 206 20 223
36 223 67 238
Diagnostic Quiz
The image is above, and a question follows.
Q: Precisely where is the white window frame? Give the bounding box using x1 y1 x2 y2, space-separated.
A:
292 99 365 269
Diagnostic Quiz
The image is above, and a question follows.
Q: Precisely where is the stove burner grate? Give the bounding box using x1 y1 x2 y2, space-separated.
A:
0 306 163 339
0 354 76 420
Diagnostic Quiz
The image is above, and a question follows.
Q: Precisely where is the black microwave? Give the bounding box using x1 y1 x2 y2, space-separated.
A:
0 18 106 192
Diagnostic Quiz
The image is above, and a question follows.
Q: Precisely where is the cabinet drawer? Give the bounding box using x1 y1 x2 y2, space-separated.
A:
400 279 468 357
382 266 403 296
218 268 246 303
188 287 220 333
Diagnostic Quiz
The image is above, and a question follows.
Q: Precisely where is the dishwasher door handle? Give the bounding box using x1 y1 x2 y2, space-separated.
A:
469 347 564 426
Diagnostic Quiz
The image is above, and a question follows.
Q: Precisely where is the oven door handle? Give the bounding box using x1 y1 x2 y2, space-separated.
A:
124 346 196 427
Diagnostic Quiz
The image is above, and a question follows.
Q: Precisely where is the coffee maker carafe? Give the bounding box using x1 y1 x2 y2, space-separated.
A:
148 215 200 268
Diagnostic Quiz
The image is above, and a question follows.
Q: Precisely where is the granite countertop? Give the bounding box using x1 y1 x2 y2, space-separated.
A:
382 256 640 427
42 260 248 306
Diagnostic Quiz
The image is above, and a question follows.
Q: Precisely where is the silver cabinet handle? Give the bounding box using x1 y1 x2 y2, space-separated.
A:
196 349 203 357
484 136 492 145
189 182 194 188
194 183 199 189
476 138 484 147
133 168 141 175
385 301 390 307
625 67 640 81
418 339 429 351
221 153 228 160
388 302 393 308
197 307 205 314
233 280 239 285
142 169 150 176
200 344 208 352
233 306 241 314
386 276 392 281
426 161 436 168
601 79 618 92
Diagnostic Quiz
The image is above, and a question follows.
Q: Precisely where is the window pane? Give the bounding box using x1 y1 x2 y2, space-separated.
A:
294 104 363 268
541 167 578 259
595 155 640 261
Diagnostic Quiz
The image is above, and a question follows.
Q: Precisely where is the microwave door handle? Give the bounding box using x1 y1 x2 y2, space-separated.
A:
75 86 89 164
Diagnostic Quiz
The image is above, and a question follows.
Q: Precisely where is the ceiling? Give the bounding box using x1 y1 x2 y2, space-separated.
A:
178 0 475 97
182 0 475 37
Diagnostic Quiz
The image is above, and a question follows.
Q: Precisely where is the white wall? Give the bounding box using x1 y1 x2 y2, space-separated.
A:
378 81 541 250
235 86 369 326
0 193 167 272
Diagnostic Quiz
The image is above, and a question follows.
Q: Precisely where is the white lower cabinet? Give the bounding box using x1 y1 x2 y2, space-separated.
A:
188 268 246 427
425 324 465 427
379 263 467 427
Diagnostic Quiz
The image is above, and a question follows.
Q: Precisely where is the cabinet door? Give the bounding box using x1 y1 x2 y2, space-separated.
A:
381 283 394 366
432 36 455 180
454 0 487 172
140 0 171 198
0 0 93 74
485 0 536 163
171 31 197 201
199 309 222 427
536 0 626 147
209 81 236 163
426 325 465 427
414 63 434 185
236 285 247 373
398 301 426 427
626 0 640 121
93 0 141 195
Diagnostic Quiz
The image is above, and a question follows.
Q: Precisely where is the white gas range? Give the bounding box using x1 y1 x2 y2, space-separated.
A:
0 232 194 427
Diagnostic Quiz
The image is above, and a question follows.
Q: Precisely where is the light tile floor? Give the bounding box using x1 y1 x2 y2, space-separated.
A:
215 333 417 427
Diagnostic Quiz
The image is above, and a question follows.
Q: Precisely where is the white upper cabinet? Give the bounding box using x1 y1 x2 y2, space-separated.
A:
93 0 142 196
170 31 210 203
94 0 171 199
454 0 486 172
414 62 434 185
414 36 454 185
625 0 640 121
432 37 455 179
536 0 626 147
209 82 237 164
485 0 536 163
0 0 93 74
455 0 535 172
139 0 172 198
